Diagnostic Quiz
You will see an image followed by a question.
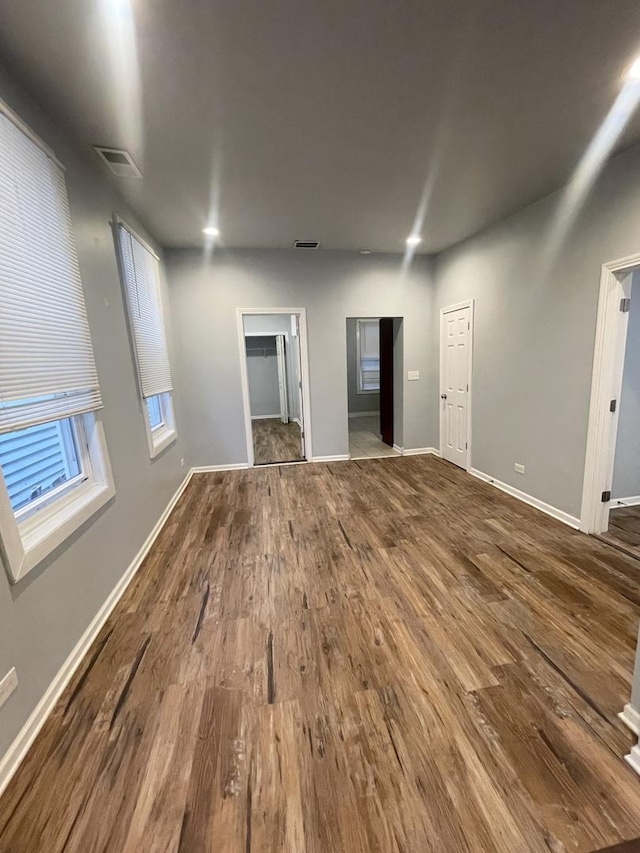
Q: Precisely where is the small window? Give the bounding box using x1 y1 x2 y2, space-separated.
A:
356 319 380 394
115 219 177 458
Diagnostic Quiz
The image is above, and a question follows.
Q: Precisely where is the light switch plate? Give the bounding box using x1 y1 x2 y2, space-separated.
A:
0 668 18 710
514 463 525 475
407 370 420 381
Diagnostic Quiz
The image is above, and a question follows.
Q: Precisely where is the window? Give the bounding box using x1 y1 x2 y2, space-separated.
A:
356 319 380 393
0 102 114 583
115 220 177 458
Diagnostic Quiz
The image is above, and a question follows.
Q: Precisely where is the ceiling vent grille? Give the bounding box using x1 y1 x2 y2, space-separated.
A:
293 240 320 249
94 146 142 178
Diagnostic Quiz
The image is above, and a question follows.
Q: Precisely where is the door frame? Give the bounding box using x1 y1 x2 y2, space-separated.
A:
580 253 640 534
439 299 475 471
236 307 313 467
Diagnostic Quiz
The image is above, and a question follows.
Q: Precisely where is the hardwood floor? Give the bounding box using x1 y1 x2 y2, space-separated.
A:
2 455 640 852
601 504 640 560
252 418 303 464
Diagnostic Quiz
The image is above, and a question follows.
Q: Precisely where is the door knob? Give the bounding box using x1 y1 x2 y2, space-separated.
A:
441 393 447 400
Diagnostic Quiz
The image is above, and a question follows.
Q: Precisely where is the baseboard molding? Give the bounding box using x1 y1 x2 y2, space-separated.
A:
393 444 403 455
625 743 640 777
612 495 640 508
402 447 441 457
619 704 640 736
251 414 280 421
348 411 380 419
0 469 194 799
310 455 350 463
191 463 250 472
469 468 580 529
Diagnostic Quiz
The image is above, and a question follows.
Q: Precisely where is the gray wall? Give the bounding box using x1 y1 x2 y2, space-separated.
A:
346 318 380 415
613 271 640 499
433 141 640 520
0 66 188 763
167 250 435 464
245 336 280 417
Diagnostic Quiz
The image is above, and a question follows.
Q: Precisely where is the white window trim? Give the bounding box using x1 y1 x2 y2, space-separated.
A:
356 318 380 395
143 392 176 459
0 413 115 584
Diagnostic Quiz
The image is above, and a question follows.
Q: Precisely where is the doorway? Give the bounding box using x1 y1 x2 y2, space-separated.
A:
439 300 474 470
582 264 640 553
238 309 312 466
345 317 402 459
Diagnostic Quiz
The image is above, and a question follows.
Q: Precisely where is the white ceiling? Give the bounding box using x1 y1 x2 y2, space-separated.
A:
1 0 640 252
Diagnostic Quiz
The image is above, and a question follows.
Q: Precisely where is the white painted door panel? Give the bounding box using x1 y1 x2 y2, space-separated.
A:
440 305 471 469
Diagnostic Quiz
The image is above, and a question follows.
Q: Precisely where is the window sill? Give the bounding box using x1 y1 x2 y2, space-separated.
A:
6 480 115 583
149 426 177 459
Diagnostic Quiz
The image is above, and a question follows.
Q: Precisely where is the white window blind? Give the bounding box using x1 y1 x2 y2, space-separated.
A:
357 319 380 392
117 223 173 398
0 109 102 435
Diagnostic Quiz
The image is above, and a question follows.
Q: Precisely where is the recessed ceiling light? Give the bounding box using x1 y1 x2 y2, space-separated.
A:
359 248 372 255
627 56 640 81
406 235 422 247
203 226 219 237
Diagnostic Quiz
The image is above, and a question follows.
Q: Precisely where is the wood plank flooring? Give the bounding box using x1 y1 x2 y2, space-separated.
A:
601 505 640 560
1 455 640 852
252 418 303 464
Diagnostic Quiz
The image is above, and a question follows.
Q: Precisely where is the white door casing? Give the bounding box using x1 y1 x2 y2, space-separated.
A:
276 334 289 424
440 301 473 470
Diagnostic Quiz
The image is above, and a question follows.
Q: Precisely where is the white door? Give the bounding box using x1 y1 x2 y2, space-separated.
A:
440 303 472 469
276 334 289 424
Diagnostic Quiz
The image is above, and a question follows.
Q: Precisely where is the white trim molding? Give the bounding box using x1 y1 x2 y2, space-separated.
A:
251 414 281 421
620 704 640 736
0 469 193 798
310 455 350 463
402 447 441 457
191 463 250 473
625 743 640 778
611 495 640 508
470 468 580 529
581 252 640 535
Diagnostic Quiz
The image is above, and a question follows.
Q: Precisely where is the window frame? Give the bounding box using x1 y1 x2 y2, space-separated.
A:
142 391 176 459
356 318 381 395
113 216 177 459
0 412 114 583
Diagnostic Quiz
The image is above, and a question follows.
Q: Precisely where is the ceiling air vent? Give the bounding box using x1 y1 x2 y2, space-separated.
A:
293 240 320 249
94 146 142 178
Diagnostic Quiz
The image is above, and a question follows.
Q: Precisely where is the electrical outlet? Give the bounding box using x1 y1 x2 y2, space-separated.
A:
514 463 525 475
407 370 420 381
180 457 186 468
0 668 18 710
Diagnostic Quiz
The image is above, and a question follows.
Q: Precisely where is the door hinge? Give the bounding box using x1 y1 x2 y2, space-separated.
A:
601 490 611 503
298 381 302 390
620 298 631 313
609 399 617 412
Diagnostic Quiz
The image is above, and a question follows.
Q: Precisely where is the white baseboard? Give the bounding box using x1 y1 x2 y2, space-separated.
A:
619 704 640 736
402 447 441 457
393 444 403 455
469 468 580 529
191 463 250 472
348 411 380 419
251 414 280 420
311 455 350 463
612 495 640 508
0 470 194 799
293 417 302 427
625 743 640 777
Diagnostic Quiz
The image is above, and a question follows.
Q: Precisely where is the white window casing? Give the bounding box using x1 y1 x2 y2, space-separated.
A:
0 101 114 584
115 219 176 457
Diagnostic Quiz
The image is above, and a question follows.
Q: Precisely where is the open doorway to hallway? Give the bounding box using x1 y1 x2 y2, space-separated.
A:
597 270 640 557
345 317 403 459
239 311 309 466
